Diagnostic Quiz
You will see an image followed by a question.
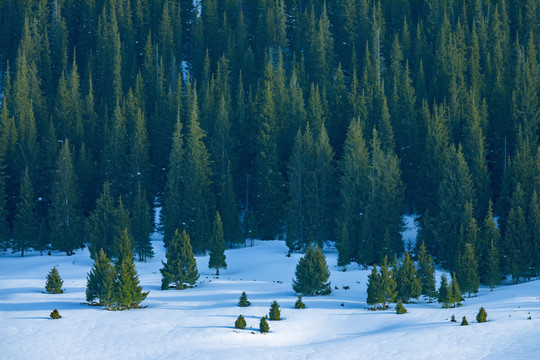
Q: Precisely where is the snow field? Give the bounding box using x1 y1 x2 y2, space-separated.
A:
1 228 539 359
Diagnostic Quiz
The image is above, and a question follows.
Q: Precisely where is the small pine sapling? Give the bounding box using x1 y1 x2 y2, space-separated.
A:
50 309 62 319
45 267 63 294
295 295 306 309
395 299 407 314
269 300 281 320
451 314 457 322
235 315 247 329
238 292 251 307
461 316 468 326
259 316 269 333
476 307 487 323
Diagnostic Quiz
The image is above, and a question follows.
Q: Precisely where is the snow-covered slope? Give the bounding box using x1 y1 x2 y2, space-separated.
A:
1 233 539 359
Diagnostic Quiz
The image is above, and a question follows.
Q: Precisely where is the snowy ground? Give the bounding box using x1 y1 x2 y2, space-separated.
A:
1 218 539 359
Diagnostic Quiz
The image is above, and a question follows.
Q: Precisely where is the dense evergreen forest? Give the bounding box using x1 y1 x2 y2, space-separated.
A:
0 0 538 284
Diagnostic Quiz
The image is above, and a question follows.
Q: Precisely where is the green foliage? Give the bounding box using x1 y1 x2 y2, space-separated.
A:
132 183 154 262
366 256 396 310
461 316 468 326
259 316 269 333
235 315 246 330
417 241 437 300
476 307 487 323
395 299 407 314
269 301 281 321
366 266 383 309
295 295 306 309
238 292 251 307
438 273 452 308
292 246 331 296
458 243 480 297
13 168 38 257
451 314 456 322
86 249 116 308
161 230 199 290
208 212 227 275
50 309 62 319
396 252 421 303
45 267 63 294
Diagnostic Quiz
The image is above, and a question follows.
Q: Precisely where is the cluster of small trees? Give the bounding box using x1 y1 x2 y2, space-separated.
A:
366 245 467 310
235 294 285 333
86 231 148 310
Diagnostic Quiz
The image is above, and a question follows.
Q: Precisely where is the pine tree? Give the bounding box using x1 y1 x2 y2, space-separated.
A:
438 273 451 308
259 316 269 333
479 201 500 287
0 156 9 252
86 249 116 308
395 299 407 314
458 243 480 297
114 229 148 309
132 183 153 262
45 267 63 294
238 292 251 307
50 309 62 319
476 307 487 323
380 256 397 309
269 300 281 321
12 168 38 257
396 252 421 303
209 212 227 275
461 316 468 326
235 315 247 329
366 266 383 309
161 230 199 290
450 273 462 307
50 139 82 255
417 241 437 301
295 295 306 309
292 246 331 296
336 118 370 265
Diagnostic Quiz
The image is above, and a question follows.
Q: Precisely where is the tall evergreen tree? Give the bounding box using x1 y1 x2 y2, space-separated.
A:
50 139 82 255
396 252 421 303
458 243 480 297
161 230 199 290
292 245 331 296
12 168 38 256
86 249 116 308
132 183 153 262
208 212 227 275
417 241 437 301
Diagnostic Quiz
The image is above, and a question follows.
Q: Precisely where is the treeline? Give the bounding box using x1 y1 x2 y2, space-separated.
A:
0 1 538 282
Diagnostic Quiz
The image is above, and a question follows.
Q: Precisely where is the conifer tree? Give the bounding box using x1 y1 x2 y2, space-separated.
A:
395 299 407 314
0 156 9 252
292 245 331 296
238 292 251 307
458 243 480 297
132 183 153 262
86 249 116 308
269 301 281 321
396 252 421 303
479 201 500 287
50 139 82 255
259 316 269 333
380 256 397 309
209 212 227 275
476 307 487 323
438 273 451 308
461 316 468 326
417 241 437 301
295 295 306 309
218 164 242 248
114 229 148 309
161 230 199 290
45 267 63 294
366 266 383 309
86 182 119 260
235 315 246 329
13 168 38 257
336 118 370 265
450 273 461 307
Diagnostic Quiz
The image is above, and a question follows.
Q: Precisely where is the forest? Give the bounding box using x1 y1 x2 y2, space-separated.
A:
0 0 538 287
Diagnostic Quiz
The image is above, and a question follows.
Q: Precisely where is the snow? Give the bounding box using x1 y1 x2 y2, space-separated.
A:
1 232 539 359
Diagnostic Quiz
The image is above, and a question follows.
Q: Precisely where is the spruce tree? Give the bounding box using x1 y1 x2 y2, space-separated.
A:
132 183 153 262
86 182 119 260
292 245 331 296
417 241 437 301
295 295 306 309
476 307 487 323
45 267 63 294
396 252 421 303
366 266 383 309
479 201 500 287
86 249 116 308
438 273 451 308
12 168 38 257
380 256 397 309
395 299 407 314
450 273 462 307
461 316 468 326
269 301 281 321
50 309 61 319
114 229 148 309
235 315 247 329
208 212 227 275
161 230 199 290
238 292 251 307
259 316 269 333
50 139 82 255
458 243 480 297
